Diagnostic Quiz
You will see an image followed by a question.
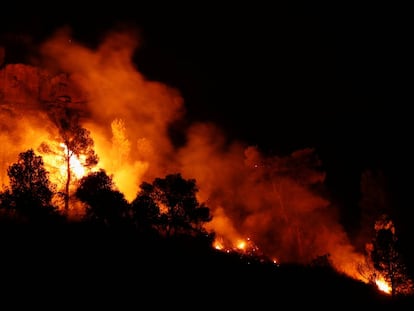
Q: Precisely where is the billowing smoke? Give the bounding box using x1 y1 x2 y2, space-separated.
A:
35 26 184 201
0 26 367 279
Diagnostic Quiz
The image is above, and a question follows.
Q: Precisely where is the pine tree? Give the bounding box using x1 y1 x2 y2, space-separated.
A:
368 214 414 297
3 149 61 223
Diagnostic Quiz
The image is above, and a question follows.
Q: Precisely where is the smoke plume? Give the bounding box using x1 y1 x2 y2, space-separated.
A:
0 26 368 279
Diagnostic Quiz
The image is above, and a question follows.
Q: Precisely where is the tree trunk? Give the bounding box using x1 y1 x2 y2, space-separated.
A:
65 153 71 214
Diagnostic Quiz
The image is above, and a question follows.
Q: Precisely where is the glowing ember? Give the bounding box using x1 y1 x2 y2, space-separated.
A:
213 236 259 255
375 277 392 295
236 239 246 250
213 240 224 250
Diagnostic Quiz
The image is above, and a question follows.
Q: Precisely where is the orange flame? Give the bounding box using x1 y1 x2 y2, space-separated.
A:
236 239 246 251
375 277 392 295
59 143 86 179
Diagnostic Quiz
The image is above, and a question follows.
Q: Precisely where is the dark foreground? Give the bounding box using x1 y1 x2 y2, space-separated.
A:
1 224 413 309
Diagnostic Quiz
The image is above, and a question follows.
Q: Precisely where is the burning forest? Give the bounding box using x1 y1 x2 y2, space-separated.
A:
1 25 413 302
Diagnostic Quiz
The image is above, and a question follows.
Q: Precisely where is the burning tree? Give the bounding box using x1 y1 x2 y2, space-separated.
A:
41 106 98 215
0 149 61 223
364 214 414 297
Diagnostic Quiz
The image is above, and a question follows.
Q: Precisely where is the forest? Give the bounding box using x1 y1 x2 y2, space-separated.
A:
0 147 413 308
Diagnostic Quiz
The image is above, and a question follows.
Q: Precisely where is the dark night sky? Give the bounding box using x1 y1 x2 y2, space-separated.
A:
1 7 412 232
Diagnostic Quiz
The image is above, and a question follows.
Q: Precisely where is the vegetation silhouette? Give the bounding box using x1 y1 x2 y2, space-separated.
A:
0 149 62 224
0 150 413 308
42 106 99 214
132 173 213 238
75 169 129 228
369 214 414 297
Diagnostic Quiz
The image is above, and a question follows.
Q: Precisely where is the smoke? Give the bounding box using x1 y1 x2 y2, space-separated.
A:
0 109 56 186
36 26 184 201
177 127 364 272
0 26 367 278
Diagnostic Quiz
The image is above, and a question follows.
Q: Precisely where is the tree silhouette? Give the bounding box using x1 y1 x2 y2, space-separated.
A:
368 214 414 297
133 173 212 239
0 149 61 223
130 181 161 236
244 146 327 262
75 169 129 227
44 107 98 214
356 169 393 253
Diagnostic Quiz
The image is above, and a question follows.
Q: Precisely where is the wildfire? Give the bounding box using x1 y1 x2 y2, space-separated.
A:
1 27 412 300
375 276 392 294
236 239 247 251
213 235 279 266
214 236 258 254
60 143 86 178
41 141 89 185
213 239 224 251
35 139 93 215
214 235 392 294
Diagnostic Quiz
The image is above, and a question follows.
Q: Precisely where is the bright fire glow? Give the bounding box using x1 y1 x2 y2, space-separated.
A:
213 240 224 250
375 277 392 294
236 239 246 250
60 143 86 179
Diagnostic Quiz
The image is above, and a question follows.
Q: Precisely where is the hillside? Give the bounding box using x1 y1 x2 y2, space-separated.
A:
1 224 412 308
